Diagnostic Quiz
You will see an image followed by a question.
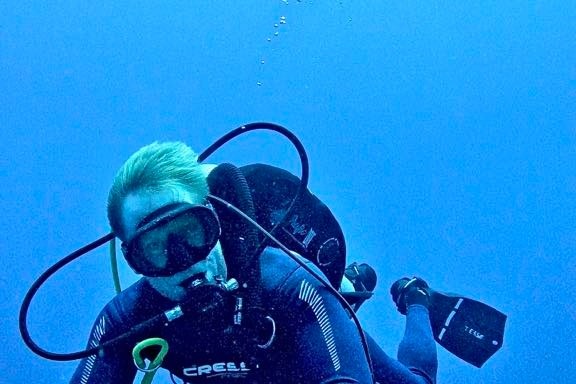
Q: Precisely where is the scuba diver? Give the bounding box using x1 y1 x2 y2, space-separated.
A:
21 123 504 383
67 140 438 383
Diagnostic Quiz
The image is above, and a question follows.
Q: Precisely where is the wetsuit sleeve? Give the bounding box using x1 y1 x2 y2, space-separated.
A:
69 308 137 384
275 266 374 384
366 305 438 384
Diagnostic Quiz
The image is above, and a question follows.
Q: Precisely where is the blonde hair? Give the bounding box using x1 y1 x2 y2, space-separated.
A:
107 141 209 239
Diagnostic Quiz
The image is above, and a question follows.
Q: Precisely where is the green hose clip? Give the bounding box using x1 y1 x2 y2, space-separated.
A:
132 338 169 384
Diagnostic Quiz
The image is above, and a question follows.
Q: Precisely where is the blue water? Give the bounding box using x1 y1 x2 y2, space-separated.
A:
2 1 575 383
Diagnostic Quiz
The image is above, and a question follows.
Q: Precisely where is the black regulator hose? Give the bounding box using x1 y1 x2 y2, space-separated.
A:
198 123 309 185
20 241 228 362
198 121 309 207
19 233 114 360
199 122 310 257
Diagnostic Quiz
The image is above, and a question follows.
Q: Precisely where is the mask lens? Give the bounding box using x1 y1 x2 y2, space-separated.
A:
124 204 220 277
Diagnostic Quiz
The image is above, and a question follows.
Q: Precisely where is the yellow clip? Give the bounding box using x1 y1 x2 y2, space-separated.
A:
132 338 169 384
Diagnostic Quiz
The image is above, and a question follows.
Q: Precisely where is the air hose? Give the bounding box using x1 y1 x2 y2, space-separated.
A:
109 237 122 294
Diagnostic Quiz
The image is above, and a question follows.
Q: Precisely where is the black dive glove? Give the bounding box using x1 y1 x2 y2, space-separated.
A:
344 262 377 293
390 277 430 315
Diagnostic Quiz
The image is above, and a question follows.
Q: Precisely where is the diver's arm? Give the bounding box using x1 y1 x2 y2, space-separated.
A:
69 310 137 384
365 306 437 384
279 267 374 384
398 305 438 383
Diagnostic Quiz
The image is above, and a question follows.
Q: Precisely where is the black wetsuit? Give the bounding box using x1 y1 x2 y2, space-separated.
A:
71 247 436 384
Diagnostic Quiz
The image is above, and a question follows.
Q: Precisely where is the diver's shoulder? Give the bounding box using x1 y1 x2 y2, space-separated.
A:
259 246 319 291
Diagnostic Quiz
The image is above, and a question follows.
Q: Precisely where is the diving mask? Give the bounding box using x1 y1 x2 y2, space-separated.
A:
121 202 221 277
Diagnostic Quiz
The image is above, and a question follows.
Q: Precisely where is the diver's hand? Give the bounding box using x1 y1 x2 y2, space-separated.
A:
390 277 430 315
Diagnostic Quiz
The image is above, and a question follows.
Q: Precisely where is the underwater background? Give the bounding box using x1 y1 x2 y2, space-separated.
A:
2 1 575 383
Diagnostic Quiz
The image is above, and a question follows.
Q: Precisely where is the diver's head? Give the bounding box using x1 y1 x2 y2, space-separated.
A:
107 141 209 238
108 141 227 301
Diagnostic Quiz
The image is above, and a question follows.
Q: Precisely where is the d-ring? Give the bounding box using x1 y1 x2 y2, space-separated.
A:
257 316 276 349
